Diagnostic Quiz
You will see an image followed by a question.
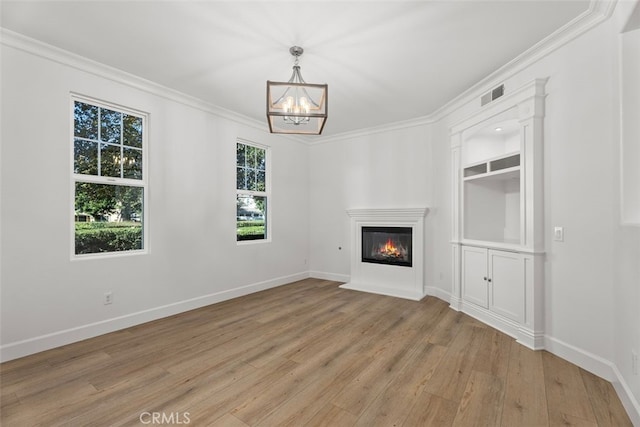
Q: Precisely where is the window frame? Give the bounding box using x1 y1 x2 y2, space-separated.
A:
70 94 149 259
236 138 271 244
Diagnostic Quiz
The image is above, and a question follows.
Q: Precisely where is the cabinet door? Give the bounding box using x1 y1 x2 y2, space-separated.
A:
461 246 488 308
488 249 524 322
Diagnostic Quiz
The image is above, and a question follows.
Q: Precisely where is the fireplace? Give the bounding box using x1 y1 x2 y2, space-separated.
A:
361 226 412 267
341 208 429 301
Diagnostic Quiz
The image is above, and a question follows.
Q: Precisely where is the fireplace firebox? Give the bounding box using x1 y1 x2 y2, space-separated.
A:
361 226 412 267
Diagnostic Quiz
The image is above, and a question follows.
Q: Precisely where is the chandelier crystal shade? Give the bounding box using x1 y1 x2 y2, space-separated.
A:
267 46 328 135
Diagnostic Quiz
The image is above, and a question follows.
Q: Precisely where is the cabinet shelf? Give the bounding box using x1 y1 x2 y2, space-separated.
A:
463 166 520 182
463 152 520 180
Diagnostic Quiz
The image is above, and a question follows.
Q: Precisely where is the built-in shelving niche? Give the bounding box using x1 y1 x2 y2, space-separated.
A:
461 119 522 246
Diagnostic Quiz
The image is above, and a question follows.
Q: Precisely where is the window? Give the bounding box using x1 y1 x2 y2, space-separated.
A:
72 97 147 256
236 141 269 242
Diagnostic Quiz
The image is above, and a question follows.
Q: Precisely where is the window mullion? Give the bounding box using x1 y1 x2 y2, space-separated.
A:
97 108 102 177
73 173 143 186
237 189 266 196
120 112 124 179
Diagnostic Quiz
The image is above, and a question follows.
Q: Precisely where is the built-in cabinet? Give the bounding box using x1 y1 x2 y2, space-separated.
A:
450 79 546 349
461 246 524 323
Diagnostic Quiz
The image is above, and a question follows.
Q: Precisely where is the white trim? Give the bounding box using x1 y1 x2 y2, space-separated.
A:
70 95 149 259
544 334 617 381
1 0 615 146
346 207 430 219
2 270 638 425
428 0 615 125
450 78 548 135
340 282 426 301
0 29 307 145
263 272 640 423
236 139 271 244
612 364 640 426
424 285 451 303
0 271 309 363
308 0 615 144
542 334 640 425
343 208 429 301
308 271 350 283
312 116 434 145
459 300 521 339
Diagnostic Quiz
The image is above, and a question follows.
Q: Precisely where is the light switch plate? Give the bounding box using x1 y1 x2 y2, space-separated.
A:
554 226 564 242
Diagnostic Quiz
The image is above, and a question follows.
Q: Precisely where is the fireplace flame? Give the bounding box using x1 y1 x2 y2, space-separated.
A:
379 238 401 257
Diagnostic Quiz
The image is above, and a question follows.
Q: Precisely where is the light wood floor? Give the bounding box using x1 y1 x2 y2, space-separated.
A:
1 278 632 426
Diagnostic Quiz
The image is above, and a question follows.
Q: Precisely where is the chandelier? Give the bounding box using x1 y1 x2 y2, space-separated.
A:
267 46 328 135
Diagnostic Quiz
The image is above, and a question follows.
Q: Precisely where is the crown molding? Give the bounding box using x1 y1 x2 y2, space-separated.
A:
0 0 617 147
428 0 617 124
450 77 549 135
0 28 307 145
312 0 617 145
313 115 435 145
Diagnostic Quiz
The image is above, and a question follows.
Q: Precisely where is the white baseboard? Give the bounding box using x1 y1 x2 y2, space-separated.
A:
340 282 426 301
544 335 617 381
517 327 545 350
4 271 638 424
544 335 640 424
332 276 640 423
458 301 521 340
308 270 350 283
394 281 639 423
0 271 309 363
611 364 640 426
314 274 640 423
336 283 450 303
424 285 451 303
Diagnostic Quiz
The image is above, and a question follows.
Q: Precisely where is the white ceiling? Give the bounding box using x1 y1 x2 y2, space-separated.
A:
1 0 592 137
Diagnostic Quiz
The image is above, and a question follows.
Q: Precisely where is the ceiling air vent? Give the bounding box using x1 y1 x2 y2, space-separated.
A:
480 84 505 106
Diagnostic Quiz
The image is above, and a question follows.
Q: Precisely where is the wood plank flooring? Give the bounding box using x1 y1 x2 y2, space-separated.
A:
0 278 632 426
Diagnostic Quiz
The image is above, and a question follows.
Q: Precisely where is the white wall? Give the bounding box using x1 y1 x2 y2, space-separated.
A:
0 41 310 360
308 126 435 288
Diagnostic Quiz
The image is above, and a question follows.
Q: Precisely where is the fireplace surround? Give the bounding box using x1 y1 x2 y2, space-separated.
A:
341 208 429 301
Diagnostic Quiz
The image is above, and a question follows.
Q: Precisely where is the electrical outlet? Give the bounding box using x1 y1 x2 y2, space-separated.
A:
104 291 113 305
554 226 564 242
633 351 639 375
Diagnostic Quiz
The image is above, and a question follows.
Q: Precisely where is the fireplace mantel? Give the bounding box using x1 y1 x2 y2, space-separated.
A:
346 208 429 220
341 207 429 301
